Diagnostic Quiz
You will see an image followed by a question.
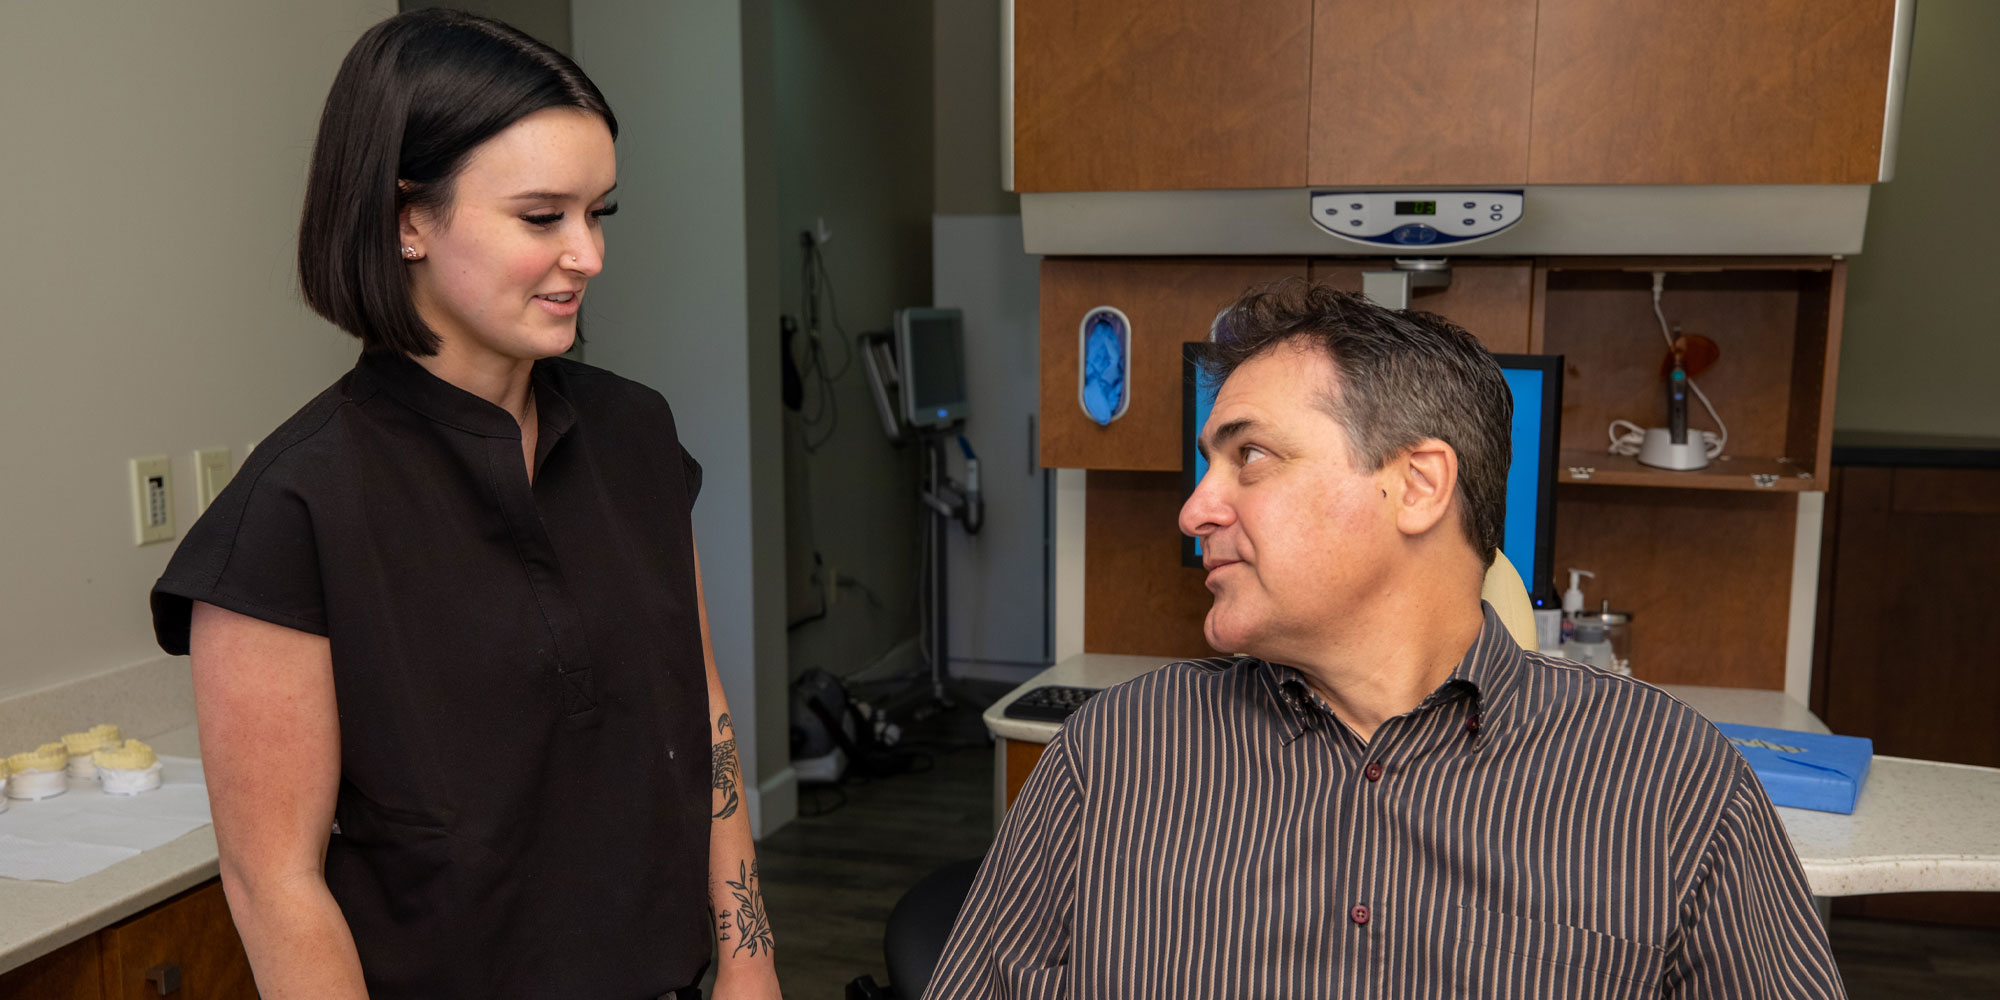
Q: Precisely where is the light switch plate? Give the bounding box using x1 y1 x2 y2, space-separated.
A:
194 447 232 513
130 455 174 545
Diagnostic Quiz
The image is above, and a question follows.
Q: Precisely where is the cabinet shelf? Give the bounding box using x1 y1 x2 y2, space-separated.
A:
1556 450 1817 492
1535 259 1842 497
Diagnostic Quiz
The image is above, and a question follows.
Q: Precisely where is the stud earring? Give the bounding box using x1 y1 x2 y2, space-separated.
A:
402 246 423 261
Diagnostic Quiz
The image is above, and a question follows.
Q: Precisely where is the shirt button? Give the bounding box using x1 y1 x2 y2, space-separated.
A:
1464 714 1483 735
1350 904 1371 926
1363 761 1384 782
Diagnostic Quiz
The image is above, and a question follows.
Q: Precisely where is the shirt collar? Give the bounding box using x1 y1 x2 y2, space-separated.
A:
357 350 576 441
1430 600 1528 723
1261 601 1526 742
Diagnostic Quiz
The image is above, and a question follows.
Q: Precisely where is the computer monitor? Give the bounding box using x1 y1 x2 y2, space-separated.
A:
894 308 968 429
1181 345 1562 607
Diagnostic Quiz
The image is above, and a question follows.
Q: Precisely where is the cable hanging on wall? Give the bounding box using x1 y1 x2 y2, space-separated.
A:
788 224 877 455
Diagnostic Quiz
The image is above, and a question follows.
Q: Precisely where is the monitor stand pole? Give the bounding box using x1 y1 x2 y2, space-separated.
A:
924 433 955 709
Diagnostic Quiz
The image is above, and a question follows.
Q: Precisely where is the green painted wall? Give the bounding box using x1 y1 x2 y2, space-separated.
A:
934 0 1017 216
1837 0 2000 436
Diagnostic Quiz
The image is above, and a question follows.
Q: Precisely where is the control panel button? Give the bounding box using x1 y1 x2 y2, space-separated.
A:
1490 204 1504 212
1462 218 1476 227
1350 218 1363 227
1490 213 1503 221
1391 224 1438 245
1323 206 1338 216
1463 201 1477 209
1350 202 1364 211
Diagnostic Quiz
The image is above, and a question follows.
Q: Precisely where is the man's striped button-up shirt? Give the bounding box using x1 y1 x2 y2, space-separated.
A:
928 604 1843 999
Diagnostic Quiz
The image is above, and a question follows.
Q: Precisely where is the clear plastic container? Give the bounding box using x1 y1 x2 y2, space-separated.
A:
1567 619 1618 672
1593 609 1632 675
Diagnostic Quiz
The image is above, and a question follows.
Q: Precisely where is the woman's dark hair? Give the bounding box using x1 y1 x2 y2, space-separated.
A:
298 10 616 355
1199 280 1513 568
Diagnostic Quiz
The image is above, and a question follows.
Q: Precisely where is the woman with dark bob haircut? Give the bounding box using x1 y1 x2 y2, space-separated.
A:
149 10 780 998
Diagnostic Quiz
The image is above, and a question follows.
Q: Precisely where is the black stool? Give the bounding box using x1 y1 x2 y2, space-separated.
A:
848 858 983 999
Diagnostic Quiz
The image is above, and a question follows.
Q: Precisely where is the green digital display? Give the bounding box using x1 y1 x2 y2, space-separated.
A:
1395 200 1437 216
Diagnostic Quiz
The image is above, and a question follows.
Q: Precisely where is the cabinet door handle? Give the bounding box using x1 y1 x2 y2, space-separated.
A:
145 961 182 995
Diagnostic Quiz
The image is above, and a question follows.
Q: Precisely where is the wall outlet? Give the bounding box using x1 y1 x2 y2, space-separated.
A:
193 447 232 513
130 455 174 545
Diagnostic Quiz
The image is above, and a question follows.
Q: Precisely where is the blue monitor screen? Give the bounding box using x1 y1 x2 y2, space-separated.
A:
1182 346 1561 606
1498 362 1558 602
1188 360 1217 549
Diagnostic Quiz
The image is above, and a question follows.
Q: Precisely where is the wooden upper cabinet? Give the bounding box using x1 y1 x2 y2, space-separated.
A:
1017 0 1899 191
1529 0 1898 185
1308 0 1537 186
1013 0 1312 192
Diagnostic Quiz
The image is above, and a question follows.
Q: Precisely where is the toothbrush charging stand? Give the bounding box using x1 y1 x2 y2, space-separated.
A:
1637 427 1709 471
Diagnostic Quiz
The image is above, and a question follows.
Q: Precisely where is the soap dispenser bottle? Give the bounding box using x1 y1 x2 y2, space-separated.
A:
1561 568 1594 645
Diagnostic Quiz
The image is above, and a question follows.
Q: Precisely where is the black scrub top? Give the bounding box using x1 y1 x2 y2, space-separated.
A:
151 350 711 999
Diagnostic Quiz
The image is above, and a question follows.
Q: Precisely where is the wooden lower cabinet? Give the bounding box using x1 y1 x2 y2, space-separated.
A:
1815 464 2000 769
0 881 254 1000
0 935 101 1000
1003 739 1051 812
1816 461 2000 928
100 883 254 1000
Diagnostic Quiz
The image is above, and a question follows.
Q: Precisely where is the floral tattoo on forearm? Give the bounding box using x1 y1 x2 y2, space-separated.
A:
725 859 775 958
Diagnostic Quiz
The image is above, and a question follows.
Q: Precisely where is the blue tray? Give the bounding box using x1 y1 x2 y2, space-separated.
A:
1714 722 1874 815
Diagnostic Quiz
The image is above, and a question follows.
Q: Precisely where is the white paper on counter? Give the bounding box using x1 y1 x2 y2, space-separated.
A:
0 756 211 883
0 835 139 884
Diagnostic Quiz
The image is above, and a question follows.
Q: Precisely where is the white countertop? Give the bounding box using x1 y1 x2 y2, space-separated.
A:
984 653 1166 742
1776 756 2000 896
983 655 2000 898
0 724 216 973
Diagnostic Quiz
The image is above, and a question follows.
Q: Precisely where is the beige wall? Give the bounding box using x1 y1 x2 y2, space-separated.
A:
1837 0 2000 436
775 0 936 683
570 0 796 831
0 2 393 701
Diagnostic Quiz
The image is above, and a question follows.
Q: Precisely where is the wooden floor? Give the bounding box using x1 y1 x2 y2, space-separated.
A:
726 685 2000 999
748 690 1000 997
1832 917 2000 999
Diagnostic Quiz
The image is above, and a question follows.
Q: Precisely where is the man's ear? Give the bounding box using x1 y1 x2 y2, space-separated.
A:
1389 439 1458 539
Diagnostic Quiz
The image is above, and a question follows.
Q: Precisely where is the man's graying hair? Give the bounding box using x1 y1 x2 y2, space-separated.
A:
1197 280 1513 568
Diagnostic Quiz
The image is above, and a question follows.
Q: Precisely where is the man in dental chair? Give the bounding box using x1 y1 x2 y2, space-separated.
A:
926 281 1842 999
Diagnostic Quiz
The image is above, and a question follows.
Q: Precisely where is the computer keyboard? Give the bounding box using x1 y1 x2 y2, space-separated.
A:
1002 684 1101 723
